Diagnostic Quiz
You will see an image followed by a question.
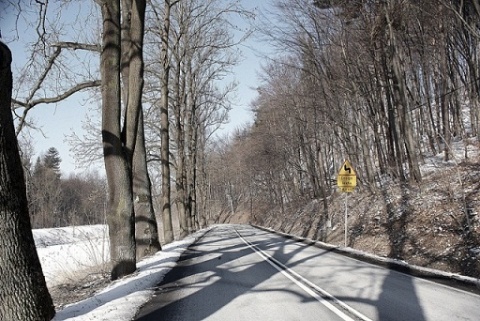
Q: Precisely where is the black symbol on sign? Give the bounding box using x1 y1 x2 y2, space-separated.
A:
344 164 351 174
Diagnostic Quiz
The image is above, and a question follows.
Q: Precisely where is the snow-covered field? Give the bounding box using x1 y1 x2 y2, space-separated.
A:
34 225 110 288
34 225 207 321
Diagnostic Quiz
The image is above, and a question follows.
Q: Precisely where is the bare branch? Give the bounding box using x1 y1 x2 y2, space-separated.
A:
13 36 101 135
26 46 61 104
51 41 101 52
17 80 101 108
35 0 49 52
14 80 101 134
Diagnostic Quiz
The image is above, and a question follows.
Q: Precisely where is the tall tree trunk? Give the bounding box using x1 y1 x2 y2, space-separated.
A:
120 0 161 258
189 119 199 229
161 0 174 243
134 107 162 259
173 52 188 238
385 1 422 182
185 58 197 230
100 0 136 280
379 42 404 181
0 41 55 321
123 0 145 157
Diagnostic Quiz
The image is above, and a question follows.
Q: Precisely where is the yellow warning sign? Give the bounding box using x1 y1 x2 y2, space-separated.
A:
337 160 357 192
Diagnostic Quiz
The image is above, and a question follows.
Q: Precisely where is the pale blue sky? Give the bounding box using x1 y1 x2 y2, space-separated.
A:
3 0 271 175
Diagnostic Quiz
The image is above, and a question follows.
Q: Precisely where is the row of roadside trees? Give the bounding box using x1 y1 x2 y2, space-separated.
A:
7 0 249 279
1 0 252 319
95 0 250 278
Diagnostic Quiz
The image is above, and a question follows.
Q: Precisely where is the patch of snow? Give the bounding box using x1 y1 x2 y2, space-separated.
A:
33 225 108 247
470 248 480 257
34 225 109 287
34 224 209 321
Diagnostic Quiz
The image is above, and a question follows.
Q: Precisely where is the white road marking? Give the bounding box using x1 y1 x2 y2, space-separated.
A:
236 229 373 321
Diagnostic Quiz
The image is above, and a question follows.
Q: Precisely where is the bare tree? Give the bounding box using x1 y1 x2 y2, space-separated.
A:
120 0 162 259
158 0 175 243
166 0 250 235
8 1 101 135
98 0 136 280
0 41 55 321
98 0 161 277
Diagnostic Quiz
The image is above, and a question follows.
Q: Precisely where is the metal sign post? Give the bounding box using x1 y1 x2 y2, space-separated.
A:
344 193 348 247
337 160 357 248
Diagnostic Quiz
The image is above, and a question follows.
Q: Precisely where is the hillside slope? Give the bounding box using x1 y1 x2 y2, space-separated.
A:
221 148 480 279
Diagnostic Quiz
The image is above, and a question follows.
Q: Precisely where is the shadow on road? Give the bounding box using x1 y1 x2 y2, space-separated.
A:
377 265 426 321
135 226 326 320
134 225 427 321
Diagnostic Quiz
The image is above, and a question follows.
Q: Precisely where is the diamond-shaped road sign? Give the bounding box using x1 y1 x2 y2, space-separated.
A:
337 160 357 192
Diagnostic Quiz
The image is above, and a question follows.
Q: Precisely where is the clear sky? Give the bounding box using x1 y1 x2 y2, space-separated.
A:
3 0 270 175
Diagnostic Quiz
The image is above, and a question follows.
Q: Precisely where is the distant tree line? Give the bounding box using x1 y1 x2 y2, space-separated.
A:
23 147 106 229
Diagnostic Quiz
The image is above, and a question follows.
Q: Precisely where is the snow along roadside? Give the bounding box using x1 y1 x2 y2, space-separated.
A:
51 227 211 321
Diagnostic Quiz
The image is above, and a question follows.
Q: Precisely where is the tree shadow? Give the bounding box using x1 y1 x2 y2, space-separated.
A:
377 265 426 321
54 257 174 319
134 226 330 320
133 225 431 321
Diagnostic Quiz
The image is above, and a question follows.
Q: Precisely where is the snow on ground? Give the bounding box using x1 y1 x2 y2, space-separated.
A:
34 225 209 321
34 225 110 287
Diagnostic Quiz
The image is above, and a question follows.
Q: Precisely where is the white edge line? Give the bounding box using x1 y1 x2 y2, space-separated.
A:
236 230 373 321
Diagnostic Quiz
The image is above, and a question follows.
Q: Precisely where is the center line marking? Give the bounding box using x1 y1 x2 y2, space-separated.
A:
236 229 373 321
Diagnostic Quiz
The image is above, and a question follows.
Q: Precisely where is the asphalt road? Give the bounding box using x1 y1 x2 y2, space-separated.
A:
134 225 480 321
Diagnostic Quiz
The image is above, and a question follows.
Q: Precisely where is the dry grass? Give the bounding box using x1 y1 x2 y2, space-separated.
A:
49 265 111 309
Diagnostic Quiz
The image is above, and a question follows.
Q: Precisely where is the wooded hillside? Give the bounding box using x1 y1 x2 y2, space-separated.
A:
205 0 480 278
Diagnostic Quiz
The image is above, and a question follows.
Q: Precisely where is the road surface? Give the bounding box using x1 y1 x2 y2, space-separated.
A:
135 225 480 321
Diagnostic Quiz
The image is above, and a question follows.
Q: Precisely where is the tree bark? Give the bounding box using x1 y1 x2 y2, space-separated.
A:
100 0 136 280
0 41 55 321
161 0 174 243
133 107 162 259
173 55 188 238
123 0 145 159
120 0 161 259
